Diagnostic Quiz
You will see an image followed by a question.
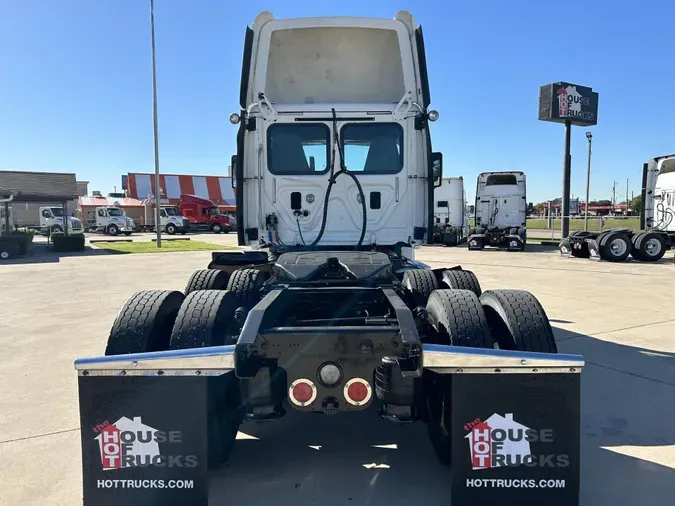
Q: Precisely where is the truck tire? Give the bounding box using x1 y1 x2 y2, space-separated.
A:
107 224 119 236
123 231 132 236
185 268 230 295
211 223 223 234
402 269 439 308
440 269 482 297
226 268 266 309
479 290 557 353
169 290 241 349
517 227 527 242
104 290 185 355
599 232 631 262
635 231 667 262
169 290 242 467
425 289 493 347
630 232 646 260
51 225 63 234
166 223 177 235
424 289 494 465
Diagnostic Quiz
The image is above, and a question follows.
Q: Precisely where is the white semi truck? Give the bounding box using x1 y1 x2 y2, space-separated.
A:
140 203 191 234
433 176 468 245
38 206 84 235
560 154 675 261
85 206 135 236
74 12 582 506
468 171 527 251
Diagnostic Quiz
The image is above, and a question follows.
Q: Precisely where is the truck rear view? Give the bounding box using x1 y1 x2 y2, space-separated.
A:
469 171 527 251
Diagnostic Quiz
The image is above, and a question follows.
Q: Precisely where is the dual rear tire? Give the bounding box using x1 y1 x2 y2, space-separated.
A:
104 288 245 468
424 287 556 465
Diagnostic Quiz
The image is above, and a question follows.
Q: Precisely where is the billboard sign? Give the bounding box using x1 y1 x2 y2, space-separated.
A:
539 82 598 126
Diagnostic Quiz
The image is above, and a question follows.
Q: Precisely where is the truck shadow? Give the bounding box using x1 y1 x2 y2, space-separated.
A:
1 243 108 264
208 328 675 506
211 406 449 506
553 327 675 506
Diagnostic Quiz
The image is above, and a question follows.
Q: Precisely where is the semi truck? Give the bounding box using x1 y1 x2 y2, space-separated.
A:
38 206 84 235
433 176 468 245
73 12 583 506
468 171 527 251
84 206 134 236
140 201 191 234
178 194 232 233
559 154 675 262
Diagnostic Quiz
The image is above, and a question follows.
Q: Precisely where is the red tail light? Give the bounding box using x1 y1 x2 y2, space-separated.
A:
344 378 372 406
289 378 317 407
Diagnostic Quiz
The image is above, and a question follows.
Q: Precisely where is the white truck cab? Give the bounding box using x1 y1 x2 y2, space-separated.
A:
158 207 190 235
39 206 84 235
433 177 467 245
93 207 134 236
644 155 675 234
230 11 442 257
468 172 527 251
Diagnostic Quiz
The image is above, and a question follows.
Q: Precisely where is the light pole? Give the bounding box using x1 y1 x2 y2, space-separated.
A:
150 0 162 247
584 131 592 231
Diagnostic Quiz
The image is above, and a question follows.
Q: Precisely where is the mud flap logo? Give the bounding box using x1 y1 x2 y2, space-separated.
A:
464 413 569 470
93 416 198 471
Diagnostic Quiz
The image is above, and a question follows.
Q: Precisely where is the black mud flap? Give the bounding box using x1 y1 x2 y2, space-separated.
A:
78 376 209 506
586 238 602 261
468 235 484 250
506 235 525 251
558 238 572 257
451 374 580 506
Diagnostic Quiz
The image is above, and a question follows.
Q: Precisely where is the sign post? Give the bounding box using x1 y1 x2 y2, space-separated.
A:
539 82 599 238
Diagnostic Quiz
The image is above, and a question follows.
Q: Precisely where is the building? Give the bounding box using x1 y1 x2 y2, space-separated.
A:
124 173 235 213
0 170 81 227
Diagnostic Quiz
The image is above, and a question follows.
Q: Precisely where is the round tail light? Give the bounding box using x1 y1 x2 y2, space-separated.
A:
289 378 317 407
343 378 372 406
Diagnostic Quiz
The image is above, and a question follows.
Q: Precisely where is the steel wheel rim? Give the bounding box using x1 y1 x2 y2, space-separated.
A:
610 238 627 257
645 238 662 257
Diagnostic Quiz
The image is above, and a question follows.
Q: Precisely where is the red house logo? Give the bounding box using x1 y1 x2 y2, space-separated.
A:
465 413 532 470
94 416 160 471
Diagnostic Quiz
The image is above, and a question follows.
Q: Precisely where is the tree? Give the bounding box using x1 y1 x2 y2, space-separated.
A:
630 195 642 215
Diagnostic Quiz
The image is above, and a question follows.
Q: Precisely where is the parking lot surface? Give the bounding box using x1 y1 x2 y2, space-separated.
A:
0 245 673 505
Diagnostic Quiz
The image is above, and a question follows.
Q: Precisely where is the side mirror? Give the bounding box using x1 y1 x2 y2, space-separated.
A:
432 152 443 188
231 155 238 189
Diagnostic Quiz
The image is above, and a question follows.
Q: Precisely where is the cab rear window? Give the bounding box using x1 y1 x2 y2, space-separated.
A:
486 174 517 185
267 124 330 175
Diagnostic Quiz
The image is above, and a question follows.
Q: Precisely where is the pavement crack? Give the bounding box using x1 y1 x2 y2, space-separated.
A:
592 318 675 336
585 362 675 388
0 427 79 445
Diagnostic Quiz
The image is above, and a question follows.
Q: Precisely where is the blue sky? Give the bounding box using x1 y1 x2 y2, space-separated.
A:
1 0 673 203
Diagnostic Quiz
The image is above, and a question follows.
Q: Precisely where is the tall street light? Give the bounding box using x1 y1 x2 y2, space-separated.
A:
150 0 162 247
584 132 592 232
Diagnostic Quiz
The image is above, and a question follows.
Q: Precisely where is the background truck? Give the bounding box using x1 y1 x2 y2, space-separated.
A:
140 202 191 234
0 204 12 234
74 12 582 506
39 206 84 235
85 206 134 236
178 194 232 233
433 176 468 245
468 171 527 251
560 154 675 262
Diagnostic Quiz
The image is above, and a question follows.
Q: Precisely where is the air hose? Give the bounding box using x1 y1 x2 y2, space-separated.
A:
309 108 367 248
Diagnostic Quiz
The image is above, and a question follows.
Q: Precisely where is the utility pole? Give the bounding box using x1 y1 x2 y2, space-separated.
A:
150 0 162 248
612 181 616 209
626 178 629 216
584 132 592 231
